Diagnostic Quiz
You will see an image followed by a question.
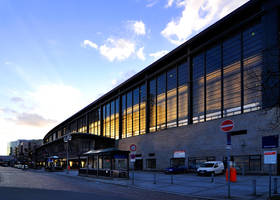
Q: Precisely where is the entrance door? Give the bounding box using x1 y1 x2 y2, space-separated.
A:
277 154 280 175
134 159 143 170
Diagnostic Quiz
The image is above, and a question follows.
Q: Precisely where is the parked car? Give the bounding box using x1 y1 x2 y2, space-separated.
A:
197 161 224 176
21 164 28 169
164 166 188 174
14 164 22 169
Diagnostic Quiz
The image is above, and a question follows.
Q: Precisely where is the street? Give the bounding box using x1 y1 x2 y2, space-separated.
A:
0 167 200 200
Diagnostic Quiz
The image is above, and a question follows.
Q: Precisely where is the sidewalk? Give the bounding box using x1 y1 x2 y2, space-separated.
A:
50 170 279 200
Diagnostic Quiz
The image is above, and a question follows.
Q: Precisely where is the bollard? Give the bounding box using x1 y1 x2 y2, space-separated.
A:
211 172 214 183
242 167 245 176
132 170 135 185
171 174 173 184
153 173 156 184
274 177 278 194
252 179 256 196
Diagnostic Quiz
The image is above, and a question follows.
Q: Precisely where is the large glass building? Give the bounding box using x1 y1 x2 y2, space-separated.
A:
39 0 280 174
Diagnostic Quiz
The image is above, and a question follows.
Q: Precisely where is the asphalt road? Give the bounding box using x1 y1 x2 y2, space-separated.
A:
0 167 203 200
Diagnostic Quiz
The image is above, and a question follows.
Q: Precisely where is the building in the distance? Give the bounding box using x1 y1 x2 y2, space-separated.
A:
38 0 280 174
9 139 43 165
7 141 18 156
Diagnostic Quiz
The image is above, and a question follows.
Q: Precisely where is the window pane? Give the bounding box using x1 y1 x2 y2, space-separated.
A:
193 53 205 123
178 62 188 126
115 98 120 139
97 108 101 135
149 79 156 132
122 94 127 138
133 87 140 136
223 34 241 116
127 91 132 137
70 121 77 133
106 103 110 138
243 23 262 112
167 67 177 128
78 116 87 133
110 100 115 139
89 111 94 134
140 84 146 134
157 73 166 130
206 45 221 120
102 106 106 136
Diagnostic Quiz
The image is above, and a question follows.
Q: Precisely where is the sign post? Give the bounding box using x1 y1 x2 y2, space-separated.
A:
264 150 277 198
130 144 137 184
64 134 72 174
220 120 234 199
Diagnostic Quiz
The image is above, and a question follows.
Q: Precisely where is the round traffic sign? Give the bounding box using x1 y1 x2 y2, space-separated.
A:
220 120 234 132
130 144 137 151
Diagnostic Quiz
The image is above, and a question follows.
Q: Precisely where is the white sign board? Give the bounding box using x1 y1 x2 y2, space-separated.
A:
264 151 277 164
174 150 185 158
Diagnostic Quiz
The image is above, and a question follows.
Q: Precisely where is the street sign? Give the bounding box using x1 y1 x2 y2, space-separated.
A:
130 152 136 162
264 151 277 164
130 144 137 152
174 150 185 158
221 120 234 132
262 135 279 148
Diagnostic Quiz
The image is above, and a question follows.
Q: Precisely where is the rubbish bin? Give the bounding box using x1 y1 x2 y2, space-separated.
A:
226 167 237 182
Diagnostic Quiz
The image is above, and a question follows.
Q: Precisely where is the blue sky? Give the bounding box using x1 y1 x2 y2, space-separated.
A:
0 0 248 155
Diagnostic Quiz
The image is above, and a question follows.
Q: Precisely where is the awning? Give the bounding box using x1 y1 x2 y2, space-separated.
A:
84 148 129 155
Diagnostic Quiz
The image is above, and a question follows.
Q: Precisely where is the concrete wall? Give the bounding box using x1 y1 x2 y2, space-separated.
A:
117 107 280 173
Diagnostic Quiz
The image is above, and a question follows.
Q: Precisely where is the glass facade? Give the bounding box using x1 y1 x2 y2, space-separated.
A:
89 108 100 135
122 94 127 138
77 116 87 133
157 73 166 130
149 79 157 132
139 84 146 134
223 33 242 116
115 98 120 139
243 23 262 112
192 53 205 123
127 91 133 138
206 44 222 120
47 22 264 142
133 87 140 136
178 62 188 126
167 68 177 128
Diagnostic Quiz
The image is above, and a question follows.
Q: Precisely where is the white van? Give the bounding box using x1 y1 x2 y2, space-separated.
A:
197 161 224 176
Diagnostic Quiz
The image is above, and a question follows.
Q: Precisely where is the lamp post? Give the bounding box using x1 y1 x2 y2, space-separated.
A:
64 134 72 174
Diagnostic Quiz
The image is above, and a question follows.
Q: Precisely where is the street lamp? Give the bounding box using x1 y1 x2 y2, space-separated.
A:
64 134 72 174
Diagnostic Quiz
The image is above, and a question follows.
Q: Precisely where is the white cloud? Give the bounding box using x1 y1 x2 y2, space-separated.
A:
136 47 146 61
149 50 169 60
132 21 146 35
146 0 158 7
27 83 86 121
99 38 135 62
4 61 13 65
0 82 88 155
13 112 57 127
81 40 98 49
165 0 175 8
161 0 249 45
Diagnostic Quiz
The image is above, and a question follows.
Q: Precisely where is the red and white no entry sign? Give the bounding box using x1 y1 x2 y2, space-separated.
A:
130 144 137 151
220 120 234 132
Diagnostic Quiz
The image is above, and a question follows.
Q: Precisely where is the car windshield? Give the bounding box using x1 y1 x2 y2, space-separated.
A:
200 163 214 167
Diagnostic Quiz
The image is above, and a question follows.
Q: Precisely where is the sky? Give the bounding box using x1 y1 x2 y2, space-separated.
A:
0 0 249 155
